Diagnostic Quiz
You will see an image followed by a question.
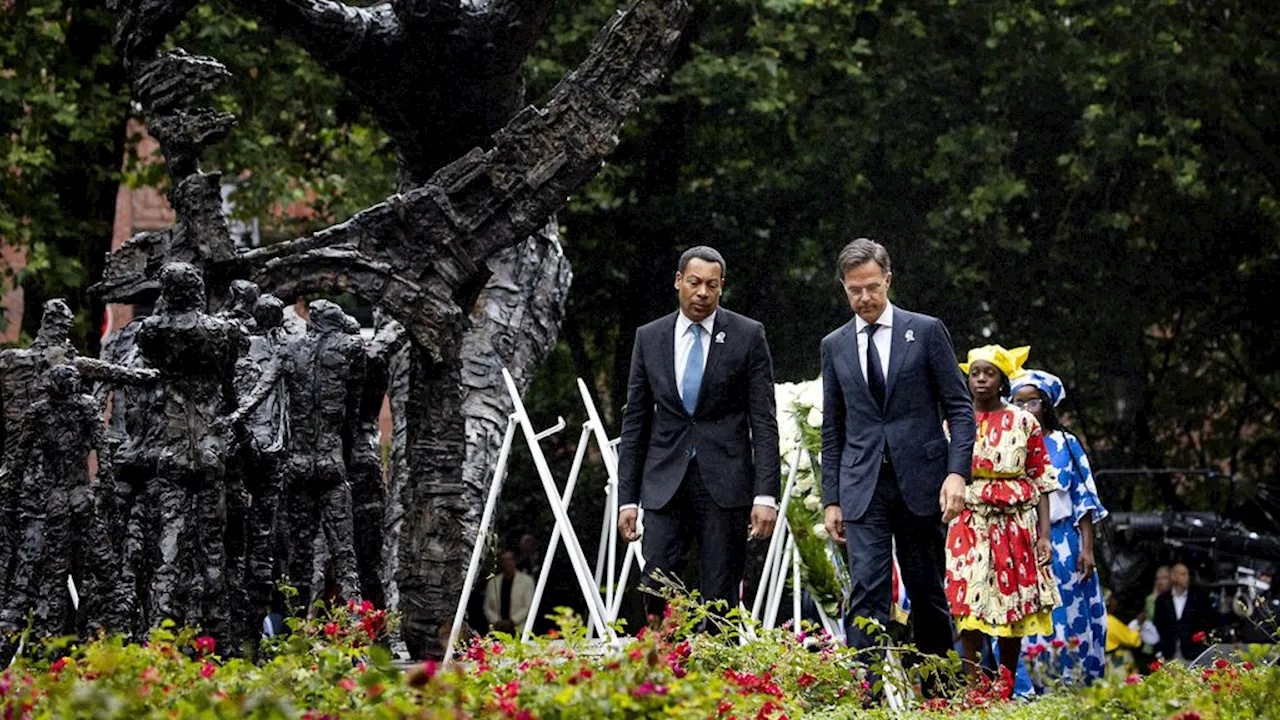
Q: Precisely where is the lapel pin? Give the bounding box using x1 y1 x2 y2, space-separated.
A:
715 331 726 344
905 329 915 343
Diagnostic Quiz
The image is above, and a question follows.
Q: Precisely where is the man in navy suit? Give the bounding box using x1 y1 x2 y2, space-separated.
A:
820 238 975 661
617 246 780 620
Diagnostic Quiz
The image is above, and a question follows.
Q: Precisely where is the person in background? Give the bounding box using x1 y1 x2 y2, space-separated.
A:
517 533 543 577
947 345 1060 685
483 549 535 634
1104 589 1142 676
1154 562 1212 661
1145 566 1171 623
1013 369 1109 685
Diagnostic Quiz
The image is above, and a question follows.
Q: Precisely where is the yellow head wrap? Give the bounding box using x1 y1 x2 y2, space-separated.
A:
959 344 1030 379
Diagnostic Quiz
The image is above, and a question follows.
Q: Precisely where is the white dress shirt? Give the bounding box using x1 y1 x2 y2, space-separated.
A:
1172 588 1188 620
854 302 894 385
619 309 775 513
1171 587 1189 658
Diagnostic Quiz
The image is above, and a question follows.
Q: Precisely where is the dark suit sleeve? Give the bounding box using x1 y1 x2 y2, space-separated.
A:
820 336 844 508
927 317 975 480
616 328 653 507
747 322 780 499
1154 594 1175 659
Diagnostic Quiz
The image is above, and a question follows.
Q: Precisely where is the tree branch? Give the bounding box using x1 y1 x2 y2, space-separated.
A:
225 0 398 71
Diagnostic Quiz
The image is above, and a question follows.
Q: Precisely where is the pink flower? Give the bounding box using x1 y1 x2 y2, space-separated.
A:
631 681 668 697
200 662 216 679
339 677 357 692
423 659 439 679
1125 674 1140 685
194 635 216 656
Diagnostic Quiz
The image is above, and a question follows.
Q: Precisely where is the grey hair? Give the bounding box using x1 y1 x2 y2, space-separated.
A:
678 245 727 279
836 238 891 280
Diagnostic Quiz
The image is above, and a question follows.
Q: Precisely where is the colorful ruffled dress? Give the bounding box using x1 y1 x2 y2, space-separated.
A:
945 406 1061 637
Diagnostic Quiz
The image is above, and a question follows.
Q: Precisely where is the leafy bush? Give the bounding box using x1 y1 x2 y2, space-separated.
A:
2 593 1277 719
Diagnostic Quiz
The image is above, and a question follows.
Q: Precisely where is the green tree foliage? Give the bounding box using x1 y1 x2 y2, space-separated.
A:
1 0 130 349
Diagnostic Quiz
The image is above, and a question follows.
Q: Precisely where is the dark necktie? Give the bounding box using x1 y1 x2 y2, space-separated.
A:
864 323 886 410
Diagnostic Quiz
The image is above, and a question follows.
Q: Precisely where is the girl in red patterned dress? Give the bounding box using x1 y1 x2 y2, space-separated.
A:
946 345 1061 683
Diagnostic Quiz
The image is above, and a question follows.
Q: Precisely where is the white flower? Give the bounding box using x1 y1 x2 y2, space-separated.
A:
812 522 830 541
796 474 814 492
806 406 823 428
803 495 821 512
795 377 823 415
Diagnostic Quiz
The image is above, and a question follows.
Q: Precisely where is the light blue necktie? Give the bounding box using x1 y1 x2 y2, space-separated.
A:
682 324 704 416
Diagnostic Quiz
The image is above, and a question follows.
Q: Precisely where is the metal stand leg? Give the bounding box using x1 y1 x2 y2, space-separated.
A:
522 423 594 641
503 370 613 642
445 416 519 665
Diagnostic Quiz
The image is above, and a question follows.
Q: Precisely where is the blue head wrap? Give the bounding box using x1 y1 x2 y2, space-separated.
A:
1009 369 1066 407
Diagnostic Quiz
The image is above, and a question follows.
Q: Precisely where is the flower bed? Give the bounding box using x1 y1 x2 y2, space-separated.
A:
3 594 1276 719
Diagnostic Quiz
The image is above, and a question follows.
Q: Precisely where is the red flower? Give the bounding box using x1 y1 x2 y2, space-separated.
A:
359 600 374 615
1243 661 1255 671
1025 643 1047 660
200 662 216 679
1214 658 1230 670
1067 637 1081 649
1051 639 1066 650
323 623 340 638
1191 631 1207 644
1149 660 1163 672
717 700 734 716
1174 713 1202 720
339 677 357 692
49 657 70 675
796 672 817 688
194 635 216 656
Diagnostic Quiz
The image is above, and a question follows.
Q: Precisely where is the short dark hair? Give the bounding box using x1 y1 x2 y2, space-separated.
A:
678 246 726 279
836 238 891 281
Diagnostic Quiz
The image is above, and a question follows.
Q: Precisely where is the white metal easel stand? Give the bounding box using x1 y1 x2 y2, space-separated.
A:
444 369 617 665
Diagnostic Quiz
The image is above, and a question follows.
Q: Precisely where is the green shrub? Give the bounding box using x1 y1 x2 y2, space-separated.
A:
2 594 1276 718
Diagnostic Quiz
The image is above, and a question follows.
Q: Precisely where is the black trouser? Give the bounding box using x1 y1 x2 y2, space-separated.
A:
640 459 749 622
844 462 954 668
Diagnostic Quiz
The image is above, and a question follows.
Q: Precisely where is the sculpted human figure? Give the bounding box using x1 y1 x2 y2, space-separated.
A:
0 365 117 662
136 262 244 643
232 299 365 607
230 294 292 610
0 300 154 609
348 308 406 607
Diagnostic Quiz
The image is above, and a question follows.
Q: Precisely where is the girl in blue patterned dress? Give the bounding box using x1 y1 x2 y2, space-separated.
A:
1011 370 1109 685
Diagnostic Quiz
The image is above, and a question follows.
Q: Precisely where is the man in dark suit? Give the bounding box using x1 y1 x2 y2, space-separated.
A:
820 238 975 661
617 246 780 620
1154 562 1213 661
